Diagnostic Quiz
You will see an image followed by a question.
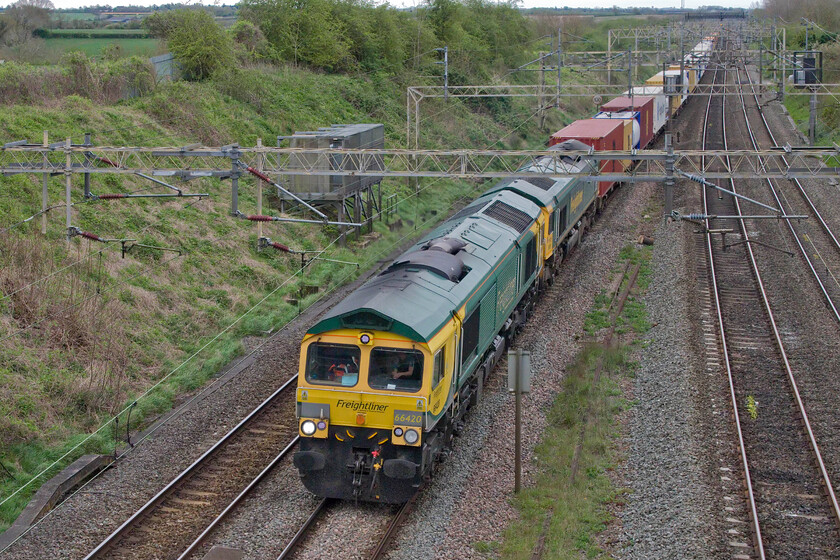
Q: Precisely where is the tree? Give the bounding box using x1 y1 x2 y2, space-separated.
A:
2 0 54 46
239 0 351 71
144 9 234 80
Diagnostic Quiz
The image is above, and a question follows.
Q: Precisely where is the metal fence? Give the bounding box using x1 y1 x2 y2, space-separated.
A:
149 53 181 83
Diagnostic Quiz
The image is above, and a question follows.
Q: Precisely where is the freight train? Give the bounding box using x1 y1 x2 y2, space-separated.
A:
292 33 718 503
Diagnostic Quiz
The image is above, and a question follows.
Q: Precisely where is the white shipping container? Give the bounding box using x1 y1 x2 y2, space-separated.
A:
594 111 641 148
624 87 668 136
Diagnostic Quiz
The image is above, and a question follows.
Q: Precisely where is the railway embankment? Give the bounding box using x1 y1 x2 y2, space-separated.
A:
0 53 609 534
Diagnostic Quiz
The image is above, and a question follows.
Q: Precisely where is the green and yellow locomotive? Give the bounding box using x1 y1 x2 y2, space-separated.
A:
293 142 598 503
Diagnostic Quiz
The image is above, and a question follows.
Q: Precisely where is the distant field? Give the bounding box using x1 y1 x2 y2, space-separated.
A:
54 12 99 21
44 38 162 58
46 29 150 38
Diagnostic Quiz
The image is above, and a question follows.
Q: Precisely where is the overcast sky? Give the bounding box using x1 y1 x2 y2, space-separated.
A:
1 0 755 12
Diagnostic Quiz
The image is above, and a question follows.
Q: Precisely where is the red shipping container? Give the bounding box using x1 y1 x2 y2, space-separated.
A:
600 95 655 149
550 118 625 198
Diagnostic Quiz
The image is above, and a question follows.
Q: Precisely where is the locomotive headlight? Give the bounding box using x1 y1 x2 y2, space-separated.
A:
404 428 419 444
393 427 404 437
301 420 317 436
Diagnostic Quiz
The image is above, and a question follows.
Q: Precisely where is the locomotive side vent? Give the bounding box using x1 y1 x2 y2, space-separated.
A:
482 201 532 233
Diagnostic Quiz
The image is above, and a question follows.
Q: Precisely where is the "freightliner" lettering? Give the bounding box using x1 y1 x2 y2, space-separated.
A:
336 400 388 412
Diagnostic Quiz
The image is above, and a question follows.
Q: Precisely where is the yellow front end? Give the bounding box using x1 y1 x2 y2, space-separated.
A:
293 327 456 502
297 329 432 435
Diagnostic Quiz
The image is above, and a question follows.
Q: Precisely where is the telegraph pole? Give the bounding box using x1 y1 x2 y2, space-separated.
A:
435 47 449 101
556 26 562 108
538 52 546 129
664 133 675 216
42 131 48 235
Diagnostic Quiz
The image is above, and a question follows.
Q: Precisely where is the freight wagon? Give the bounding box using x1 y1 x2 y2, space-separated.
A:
549 118 628 199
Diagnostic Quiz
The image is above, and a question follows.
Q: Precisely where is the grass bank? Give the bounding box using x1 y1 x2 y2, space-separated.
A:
497 244 652 559
0 57 603 530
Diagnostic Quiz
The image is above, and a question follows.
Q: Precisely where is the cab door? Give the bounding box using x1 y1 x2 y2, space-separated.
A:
429 335 456 418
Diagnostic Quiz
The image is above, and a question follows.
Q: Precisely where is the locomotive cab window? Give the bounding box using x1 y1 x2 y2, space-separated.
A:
432 350 444 389
305 342 361 387
524 237 537 279
369 348 424 392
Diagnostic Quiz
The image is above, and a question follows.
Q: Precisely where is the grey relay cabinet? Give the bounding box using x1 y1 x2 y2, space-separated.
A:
281 124 385 243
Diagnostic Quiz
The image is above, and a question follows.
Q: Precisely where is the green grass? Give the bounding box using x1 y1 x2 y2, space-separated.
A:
53 12 99 21
42 38 161 58
46 29 150 38
0 29 620 528
500 241 653 559
500 343 631 559
0 57 609 530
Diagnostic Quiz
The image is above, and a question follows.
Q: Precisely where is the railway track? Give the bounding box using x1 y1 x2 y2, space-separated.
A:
275 494 415 560
84 375 300 560
700 39 840 559
277 492 419 560
736 65 840 324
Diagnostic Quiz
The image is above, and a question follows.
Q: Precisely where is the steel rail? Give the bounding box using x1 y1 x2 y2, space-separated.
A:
83 373 300 559
701 61 766 560
739 67 840 325
175 436 301 560
275 498 331 560
733 65 840 527
369 496 417 560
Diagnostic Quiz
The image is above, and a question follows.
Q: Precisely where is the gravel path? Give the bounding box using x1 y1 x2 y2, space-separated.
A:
614 205 729 559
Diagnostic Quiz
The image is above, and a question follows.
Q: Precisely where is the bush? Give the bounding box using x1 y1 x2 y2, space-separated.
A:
105 56 156 98
0 52 155 104
144 9 234 80
239 0 531 76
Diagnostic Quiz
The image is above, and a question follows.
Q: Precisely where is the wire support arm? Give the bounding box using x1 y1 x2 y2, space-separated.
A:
237 162 329 221
94 192 208 200
67 226 134 244
672 211 809 221
90 153 180 192
678 171 784 213
258 237 359 269
238 212 362 228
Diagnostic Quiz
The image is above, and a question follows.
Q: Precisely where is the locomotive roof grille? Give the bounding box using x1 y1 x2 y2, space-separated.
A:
482 201 532 233
523 177 555 191
494 176 554 192
340 311 393 330
448 203 484 223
